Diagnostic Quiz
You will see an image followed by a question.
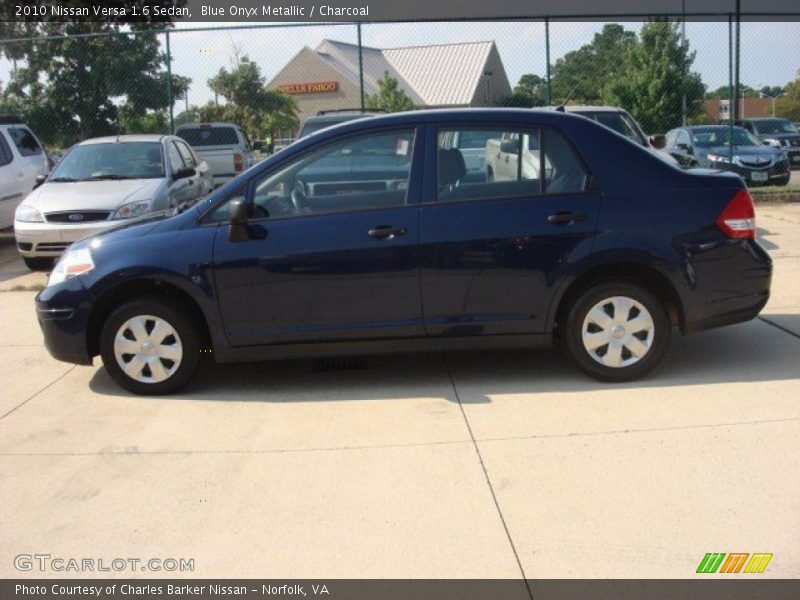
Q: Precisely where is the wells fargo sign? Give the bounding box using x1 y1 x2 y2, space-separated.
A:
277 81 339 95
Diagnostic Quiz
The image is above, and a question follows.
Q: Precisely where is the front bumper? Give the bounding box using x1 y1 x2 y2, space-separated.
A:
711 160 790 185
35 278 95 365
14 219 119 257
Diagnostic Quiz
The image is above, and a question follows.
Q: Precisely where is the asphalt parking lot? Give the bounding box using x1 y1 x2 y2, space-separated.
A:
0 202 798 579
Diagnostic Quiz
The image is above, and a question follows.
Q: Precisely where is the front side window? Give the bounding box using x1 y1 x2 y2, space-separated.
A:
207 129 415 222
49 142 165 181
7 127 42 156
0 133 13 167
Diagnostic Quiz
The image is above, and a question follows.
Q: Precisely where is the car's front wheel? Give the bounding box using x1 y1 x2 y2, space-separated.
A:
562 281 671 382
99 297 200 395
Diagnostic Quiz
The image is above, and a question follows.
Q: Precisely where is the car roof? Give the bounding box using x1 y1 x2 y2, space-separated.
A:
304 113 377 124
176 122 242 129
78 134 167 145
543 105 629 113
687 125 746 131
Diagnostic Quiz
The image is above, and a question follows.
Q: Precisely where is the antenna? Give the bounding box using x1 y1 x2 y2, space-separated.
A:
556 81 581 112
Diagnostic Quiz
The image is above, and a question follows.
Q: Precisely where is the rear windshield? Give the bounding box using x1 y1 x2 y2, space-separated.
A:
752 120 798 135
178 127 240 146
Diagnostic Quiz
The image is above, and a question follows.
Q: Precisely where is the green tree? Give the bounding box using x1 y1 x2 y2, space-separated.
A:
774 73 800 121
760 85 785 98
504 74 548 107
706 84 759 99
550 24 637 105
365 72 415 112
0 2 188 147
602 21 706 133
206 56 298 140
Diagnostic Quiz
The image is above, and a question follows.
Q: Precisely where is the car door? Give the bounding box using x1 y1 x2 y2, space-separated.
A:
209 126 425 346
0 131 26 227
420 124 600 336
165 140 195 208
174 139 210 200
5 126 46 183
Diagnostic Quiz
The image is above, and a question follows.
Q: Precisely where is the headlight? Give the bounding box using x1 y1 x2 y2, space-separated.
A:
112 200 151 220
47 247 95 287
15 204 43 222
762 138 781 147
707 154 733 163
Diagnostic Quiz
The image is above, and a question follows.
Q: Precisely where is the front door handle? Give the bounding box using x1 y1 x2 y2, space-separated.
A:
368 225 407 240
547 211 588 225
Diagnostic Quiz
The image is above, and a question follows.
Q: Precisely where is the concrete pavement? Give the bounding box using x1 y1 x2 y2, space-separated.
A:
0 204 798 579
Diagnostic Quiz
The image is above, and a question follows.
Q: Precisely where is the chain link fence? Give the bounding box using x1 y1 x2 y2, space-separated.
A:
1 17 798 177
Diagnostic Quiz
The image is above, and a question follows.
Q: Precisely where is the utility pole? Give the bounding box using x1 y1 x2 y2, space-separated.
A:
733 0 741 122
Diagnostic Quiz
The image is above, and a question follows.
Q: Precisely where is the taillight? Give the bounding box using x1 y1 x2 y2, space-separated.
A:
234 153 244 172
716 188 755 239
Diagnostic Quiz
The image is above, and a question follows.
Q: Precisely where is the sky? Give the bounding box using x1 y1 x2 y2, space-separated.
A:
1 20 798 109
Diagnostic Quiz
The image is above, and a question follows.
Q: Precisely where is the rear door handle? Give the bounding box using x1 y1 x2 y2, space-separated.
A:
547 211 588 225
368 225 407 240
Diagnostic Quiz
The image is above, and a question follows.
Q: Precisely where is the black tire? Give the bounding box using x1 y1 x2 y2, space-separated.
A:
561 280 671 382
99 296 201 395
23 256 54 271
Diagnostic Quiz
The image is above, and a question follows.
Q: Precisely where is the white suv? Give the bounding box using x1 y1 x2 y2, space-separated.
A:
0 118 50 229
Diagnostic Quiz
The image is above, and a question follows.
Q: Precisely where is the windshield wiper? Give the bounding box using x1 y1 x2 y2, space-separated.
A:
48 177 79 182
82 174 135 181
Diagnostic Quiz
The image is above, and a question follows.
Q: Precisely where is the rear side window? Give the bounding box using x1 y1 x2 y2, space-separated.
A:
178 127 240 147
436 126 587 202
0 133 13 166
7 127 42 156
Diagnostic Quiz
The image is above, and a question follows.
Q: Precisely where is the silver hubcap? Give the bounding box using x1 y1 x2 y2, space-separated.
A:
113 315 183 384
581 296 655 368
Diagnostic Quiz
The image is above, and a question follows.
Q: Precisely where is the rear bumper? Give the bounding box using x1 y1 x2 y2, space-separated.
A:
35 279 94 366
680 238 772 334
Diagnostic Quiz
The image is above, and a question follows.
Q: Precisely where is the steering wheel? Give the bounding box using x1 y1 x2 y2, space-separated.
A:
291 180 309 214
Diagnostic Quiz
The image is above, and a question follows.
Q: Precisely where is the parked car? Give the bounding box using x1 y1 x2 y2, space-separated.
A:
736 117 800 169
485 131 541 181
35 109 771 395
545 105 678 166
0 117 49 229
176 123 255 187
297 109 383 139
15 134 212 270
665 125 790 186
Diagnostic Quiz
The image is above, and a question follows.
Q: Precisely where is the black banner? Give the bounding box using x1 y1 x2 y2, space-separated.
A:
3 580 800 600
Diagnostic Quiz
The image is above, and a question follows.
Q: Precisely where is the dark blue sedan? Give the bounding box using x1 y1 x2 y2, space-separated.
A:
35 109 772 394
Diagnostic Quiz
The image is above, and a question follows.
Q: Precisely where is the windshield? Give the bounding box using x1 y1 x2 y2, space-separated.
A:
692 128 759 147
752 119 798 135
178 127 240 146
579 112 646 145
49 142 164 181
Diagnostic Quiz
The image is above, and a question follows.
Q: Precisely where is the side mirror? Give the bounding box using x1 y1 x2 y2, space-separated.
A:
649 134 666 149
173 167 196 180
34 174 47 189
228 199 252 243
500 139 518 154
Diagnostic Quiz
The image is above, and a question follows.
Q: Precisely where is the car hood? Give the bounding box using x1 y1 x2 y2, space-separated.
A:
23 179 164 213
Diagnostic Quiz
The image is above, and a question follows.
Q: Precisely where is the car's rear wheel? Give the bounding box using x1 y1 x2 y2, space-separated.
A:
99 297 200 395
23 256 54 271
562 281 671 382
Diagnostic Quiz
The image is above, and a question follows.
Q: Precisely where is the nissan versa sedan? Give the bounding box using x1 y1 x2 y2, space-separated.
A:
15 134 213 270
35 109 771 395
665 125 790 186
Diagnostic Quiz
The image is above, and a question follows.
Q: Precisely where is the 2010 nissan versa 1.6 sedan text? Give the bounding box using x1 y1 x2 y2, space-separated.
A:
35 109 772 395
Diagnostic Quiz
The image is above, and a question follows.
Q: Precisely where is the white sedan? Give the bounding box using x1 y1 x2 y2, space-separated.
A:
14 134 213 270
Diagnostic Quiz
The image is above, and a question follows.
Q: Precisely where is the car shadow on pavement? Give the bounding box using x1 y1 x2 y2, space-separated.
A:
756 227 779 252
88 315 800 402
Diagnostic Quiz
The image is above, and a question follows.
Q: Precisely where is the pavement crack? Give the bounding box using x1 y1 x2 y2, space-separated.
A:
443 354 534 600
477 416 800 445
758 315 800 340
0 366 76 421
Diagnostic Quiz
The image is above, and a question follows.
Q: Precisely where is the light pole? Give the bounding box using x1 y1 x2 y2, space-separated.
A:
760 91 786 117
